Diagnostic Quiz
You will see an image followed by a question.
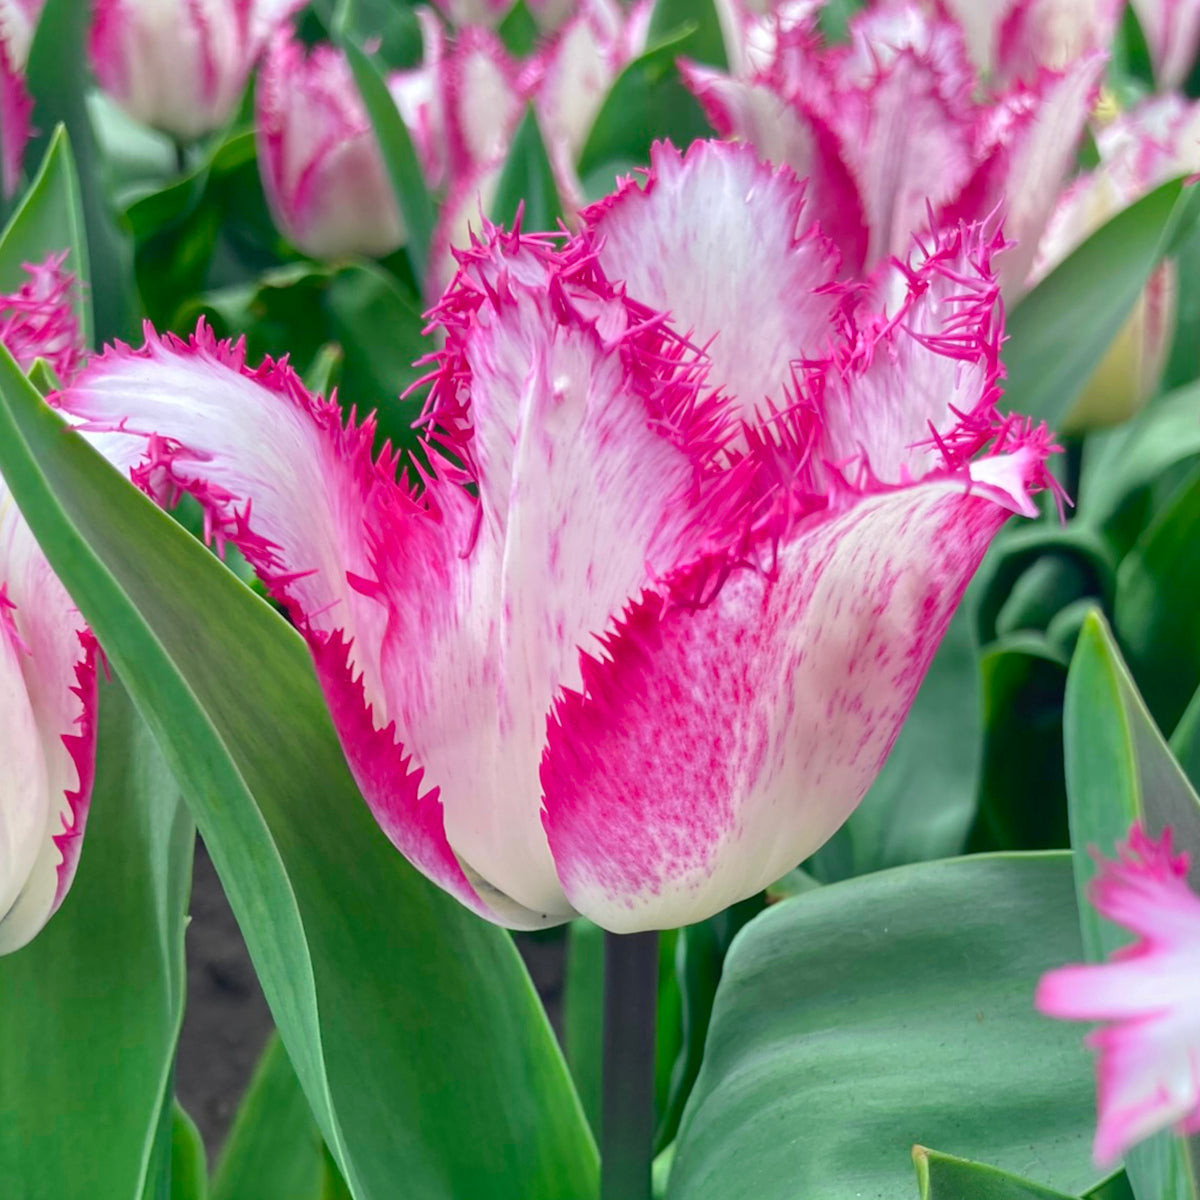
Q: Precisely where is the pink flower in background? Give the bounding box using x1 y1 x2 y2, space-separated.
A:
256 35 410 261
1037 824 1200 1164
683 1 1103 295
1033 95 1200 430
55 140 1052 931
934 0 1123 83
88 0 302 140
1132 0 1200 90
0 254 96 954
0 0 44 198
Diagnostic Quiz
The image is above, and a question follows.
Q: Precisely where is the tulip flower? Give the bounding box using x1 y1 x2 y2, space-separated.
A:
0 253 96 954
682 1 1103 296
0 0 43 197
1036 824 1200 1164
88 0 301 140
934 0 1123 83
55 140 1052 931
1132 0 1200 90
1032 95 1200 431
255 35 410 261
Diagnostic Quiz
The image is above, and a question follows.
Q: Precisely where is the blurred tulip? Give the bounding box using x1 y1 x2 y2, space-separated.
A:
1032 95 1200 431
1132 0 1200 90
88 0 300 140
0 0 43 197
56 141 1053 932
1037 824 1200 1164
255 35 408 261
683 1 1103 296
0 254 96 954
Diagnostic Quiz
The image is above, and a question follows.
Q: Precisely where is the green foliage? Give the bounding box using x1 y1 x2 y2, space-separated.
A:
490 108 564 233
666 855 1100 1200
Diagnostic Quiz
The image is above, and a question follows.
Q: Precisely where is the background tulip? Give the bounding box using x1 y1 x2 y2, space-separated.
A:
1032 95 1200 431
255 35 410 261
54 140 1052 932
88 0 301 140
0 0 40 197
1132 0 1200 89
1037 824 1200 1164
0 254 96 954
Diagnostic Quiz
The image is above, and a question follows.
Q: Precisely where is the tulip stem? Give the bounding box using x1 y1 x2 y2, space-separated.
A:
601 929 659 1200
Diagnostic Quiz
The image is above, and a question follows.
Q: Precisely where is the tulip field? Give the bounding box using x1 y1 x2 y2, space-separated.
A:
4 0 1200 1196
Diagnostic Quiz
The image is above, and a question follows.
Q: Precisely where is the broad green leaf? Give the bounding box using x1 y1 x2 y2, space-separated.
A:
342 39 435 290
666 854 1099 1200
25 0 133 341
1004 177 1200 428
914 1147 1079 1200
170 1105 209 1200
646 0 727 68
808 602 980 880
1114 462 1200 733
1063 612 1200 1200
0 680 193 1200
490 108 564 234
564 920 604 1138
0 352 598 1199
212 1034 325 1200
0 128 92 345
578 31 710 198
498 1 539 58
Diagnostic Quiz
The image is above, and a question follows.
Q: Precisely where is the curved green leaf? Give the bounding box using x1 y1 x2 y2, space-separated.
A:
0 680 193 1200
0 349 597 1199
914 1147 1079 1200
667 854 1100 1200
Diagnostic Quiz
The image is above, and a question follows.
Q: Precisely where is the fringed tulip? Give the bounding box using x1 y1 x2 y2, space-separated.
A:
0 0 43 197
1037 825 1200 1164
935 0 1123 83
88 0 301 140
1033 95 1200 431
682 1 1103 296
1132 0 1200 90
55 140 1053 931
0 255 97 954
255 35 408 261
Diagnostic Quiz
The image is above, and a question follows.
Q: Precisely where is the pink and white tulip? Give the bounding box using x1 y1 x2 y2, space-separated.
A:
54 140 1052 931
88 0 301 140
0 0 43 198
255 35 409 262
1037 824 1200 1164
1132 0 1200 90
1033 95 1200 430
683 1 1104 296
0 254 97 954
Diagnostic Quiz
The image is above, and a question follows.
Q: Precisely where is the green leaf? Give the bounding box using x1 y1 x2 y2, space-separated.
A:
0 679 194 1200
0 351 598 1199
25 0 134 341
489 108 564 234
170 1105 209 1200
577 31 710 199
1003 177 1200 429
914 1147 1080 1200
816 0 863 43
808 602 981 880
497 1 539 58
646 0 727 68
1063 612 1200 1200
211 1034 325 1200
666 854 1100 1200
0 128 92 345
1114 462 1200 734
341 39 435 291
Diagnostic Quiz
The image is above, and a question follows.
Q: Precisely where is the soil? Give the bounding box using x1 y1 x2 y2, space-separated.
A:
176 838 567 1162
